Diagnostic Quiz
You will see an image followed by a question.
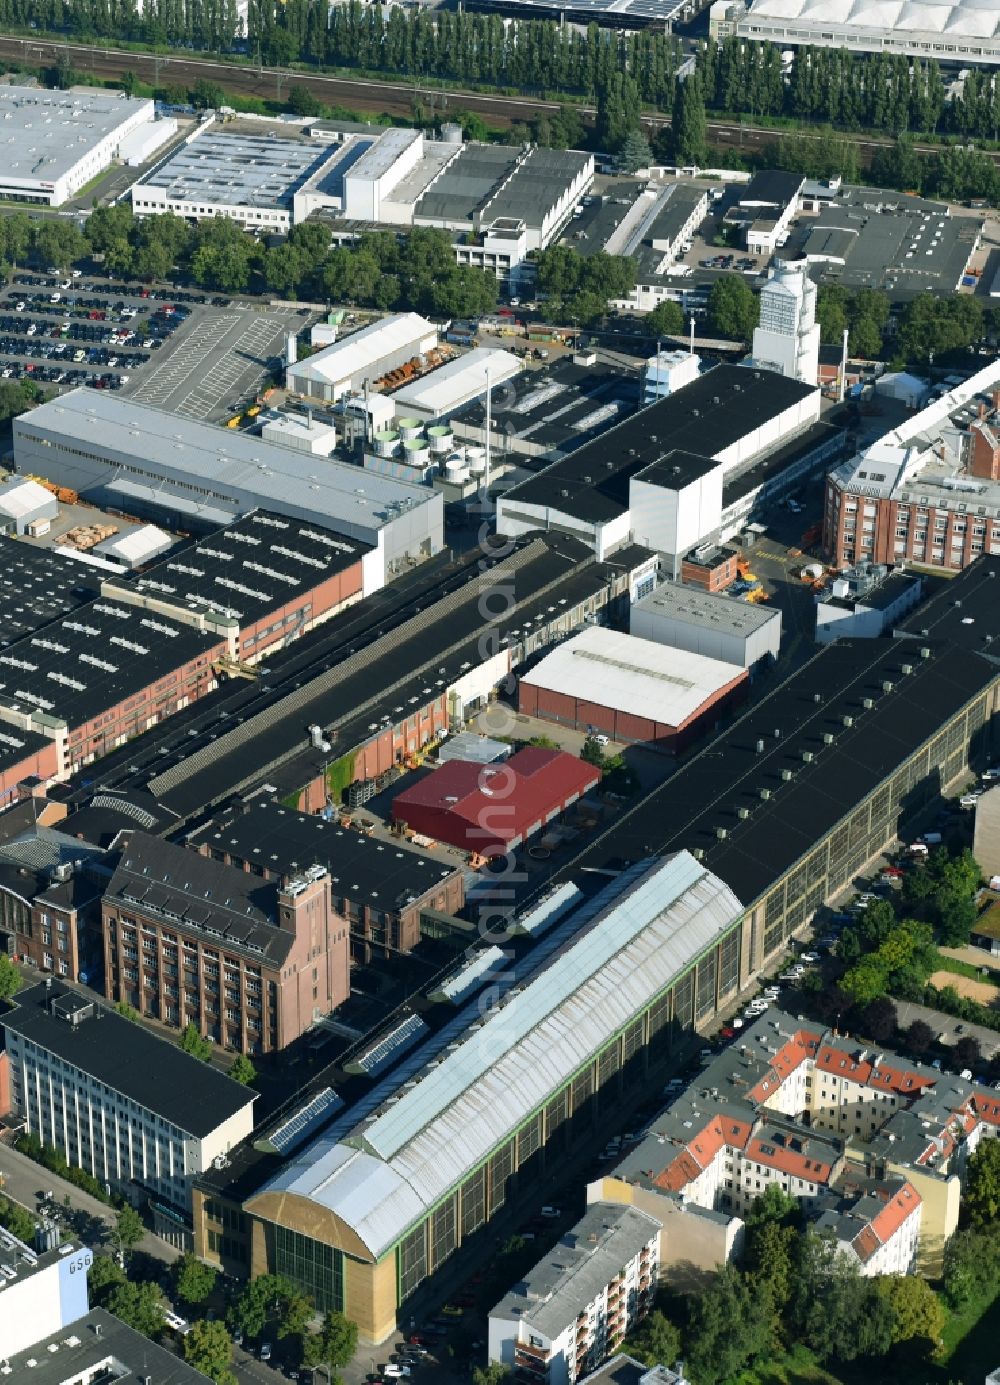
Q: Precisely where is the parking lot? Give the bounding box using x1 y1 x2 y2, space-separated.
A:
0 272 219 396
127 301 314 421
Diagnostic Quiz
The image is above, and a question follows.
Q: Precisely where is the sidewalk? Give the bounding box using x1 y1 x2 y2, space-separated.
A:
0 1140 180 1264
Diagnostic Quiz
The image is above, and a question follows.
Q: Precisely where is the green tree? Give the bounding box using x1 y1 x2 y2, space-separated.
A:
619 127 653 174
114 1000 140 1022
180 1021 213 1062
472 1367 513 1385
302 1309 358 1370
113 1204 145 1257
192 79 225 110
875 1274 945 1345
623 1308 681 1368
906 1018 936 1054
87 1252 127 1305
0 1193 37 1242
173 1251 219 1306
277 1288 314 1340
708 273 759 342
849 316 884 360
646 299 685 337
184 1320 236 1385
105 1280 166 1337
31 221 84 272
964 1138 1000 1227
227 1274 289 1339
672 78 707 165
120 71 139 98
790 1231 894 1364
288 85 322 117
229 1053 257 1086
686 1265 772 1383
942 1228 1000 1308
0 953 22 1000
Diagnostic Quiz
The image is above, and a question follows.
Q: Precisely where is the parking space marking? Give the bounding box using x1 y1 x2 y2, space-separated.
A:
172 314 290 420
129 313 240 407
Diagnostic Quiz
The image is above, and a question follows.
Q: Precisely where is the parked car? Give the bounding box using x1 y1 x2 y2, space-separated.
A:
259 1344 272 1362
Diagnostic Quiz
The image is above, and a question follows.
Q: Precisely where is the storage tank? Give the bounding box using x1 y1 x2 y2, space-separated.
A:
402 437 430 467
427 425 454 454
397 416 423 440
374 429 398 457
440 122 464 145
466 446 487 477
443 453 468 483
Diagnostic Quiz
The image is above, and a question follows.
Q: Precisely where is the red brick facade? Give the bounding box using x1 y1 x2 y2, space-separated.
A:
238 559 363 662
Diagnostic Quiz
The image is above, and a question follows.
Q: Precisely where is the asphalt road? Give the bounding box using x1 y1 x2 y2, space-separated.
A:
893 1000 1000 1061
0 1140 180 1264
0 34 988 170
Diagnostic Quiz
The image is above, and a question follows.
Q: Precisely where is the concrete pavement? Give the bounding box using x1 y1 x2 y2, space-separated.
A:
893 999 1000 1061
0 1141 180 1264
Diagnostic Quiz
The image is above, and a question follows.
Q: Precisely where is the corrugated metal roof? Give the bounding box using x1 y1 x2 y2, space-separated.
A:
253 852 743 1258
289 313 435 386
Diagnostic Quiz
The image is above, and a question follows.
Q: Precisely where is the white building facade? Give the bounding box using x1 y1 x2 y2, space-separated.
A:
752 263 821 387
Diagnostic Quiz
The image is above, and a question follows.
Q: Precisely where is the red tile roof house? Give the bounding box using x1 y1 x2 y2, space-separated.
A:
390 747 600 857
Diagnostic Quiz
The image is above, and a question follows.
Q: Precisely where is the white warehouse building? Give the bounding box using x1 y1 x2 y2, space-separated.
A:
286 313 439 404
630 581 782 669
0 86 156 206
390 347 522 422
13 389 444 586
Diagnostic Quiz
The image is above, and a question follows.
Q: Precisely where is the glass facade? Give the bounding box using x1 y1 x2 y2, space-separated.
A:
275 1225 344 1312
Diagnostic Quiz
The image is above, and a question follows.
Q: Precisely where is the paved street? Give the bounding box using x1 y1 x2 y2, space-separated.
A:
0 1140 180 1265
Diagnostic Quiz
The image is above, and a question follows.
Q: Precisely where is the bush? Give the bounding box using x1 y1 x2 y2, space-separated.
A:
15 1132 111 1203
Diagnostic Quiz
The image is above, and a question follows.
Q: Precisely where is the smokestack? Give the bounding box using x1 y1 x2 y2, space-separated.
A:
838 327 849 404
285 331 297 368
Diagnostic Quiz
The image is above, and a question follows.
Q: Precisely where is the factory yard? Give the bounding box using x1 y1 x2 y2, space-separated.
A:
126 299 317 421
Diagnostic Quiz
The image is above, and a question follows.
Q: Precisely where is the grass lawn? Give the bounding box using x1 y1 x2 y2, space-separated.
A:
735 1345 846 1385
931 1286 1000 1382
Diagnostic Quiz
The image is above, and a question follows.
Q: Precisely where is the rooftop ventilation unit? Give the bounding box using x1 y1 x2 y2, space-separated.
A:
802 750 814 763
738 807 750 820
882 680 894 693
862 697 874 709
781 768 793 781
901 663 914 675
716 827 728 840
920 646 931 659
822 732 834 745
843 714 854 727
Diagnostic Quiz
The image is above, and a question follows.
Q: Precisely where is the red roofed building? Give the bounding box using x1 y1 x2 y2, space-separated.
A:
390 747 601 857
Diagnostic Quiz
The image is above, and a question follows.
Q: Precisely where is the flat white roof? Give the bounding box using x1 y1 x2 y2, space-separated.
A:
93 523 172 566
746 0 1000 39
633 581 781 636
0 476 55 519
0 86 152 186
260 412 339 443
522 625 744 725
391 348 521 414
289 313 436 387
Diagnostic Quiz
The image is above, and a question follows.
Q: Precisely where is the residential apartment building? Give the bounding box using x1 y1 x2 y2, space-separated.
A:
489 1203 661 1385
1 981 255 1212
102 832 350 1054
824 362 1000 572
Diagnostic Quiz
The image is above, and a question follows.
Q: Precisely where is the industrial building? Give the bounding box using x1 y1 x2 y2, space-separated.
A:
0 1224 92 1361
0 86 157 206
4 1309 213 1385
630 582 782 669
92 522 172 569
390 746 601 856
0 537 99 644
131 128 344 231
452 357 638 463
389 347 521 422
13 389 442 585
488 1203 661 1384
518 626 748 753
727 171 804 255
783 187 981 299
2 981 255 1212
285 313 438 404
712 0 1000 66
824 360 1000 571
191 794 465 962
131 535 656 825
102 832 351 1054
497 365 820 564
815 567 924 644
643 350 701 407
259 410 339 456
103 509 371 663
751 262 820 387
197 852 747 1340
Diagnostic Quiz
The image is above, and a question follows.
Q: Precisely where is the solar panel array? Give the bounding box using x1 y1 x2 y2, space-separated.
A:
266 1087 343 1155
351 1013 429 1077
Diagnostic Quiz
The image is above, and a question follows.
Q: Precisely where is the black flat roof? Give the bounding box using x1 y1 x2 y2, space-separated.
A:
144 534 626 818
741 170 804 206
552 634 998 905
722 420 845 507
863 570 922 613
0 595 219 731
502 366 817 522
637 448 718 489
123 510 369 630
0 536 98 645
193 798 460 913
2 981 254 1136
895 558 1000 649
106 831 294 965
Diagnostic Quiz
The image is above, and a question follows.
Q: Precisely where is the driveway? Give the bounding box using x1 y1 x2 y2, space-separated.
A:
0 1141 180 1265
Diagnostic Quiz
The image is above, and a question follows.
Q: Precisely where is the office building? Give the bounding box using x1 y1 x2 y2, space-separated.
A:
13 389 442 585
488 1203 661 1385
0 87 156 206
2 981 255 1211
824 361 1000 571
726 171 804 255
190 794 465 963
752 263 820 387
390 746 601 856
517 626 748 753
630 582 782 669
102 832 351 1054
199 852 746 1340
285 314 438 405
0 1224 92 1360
0 821 108 980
